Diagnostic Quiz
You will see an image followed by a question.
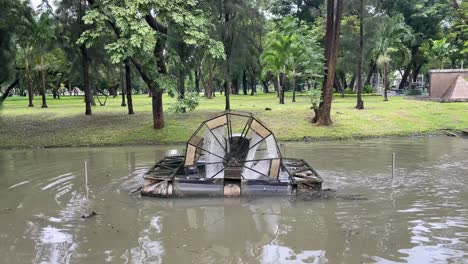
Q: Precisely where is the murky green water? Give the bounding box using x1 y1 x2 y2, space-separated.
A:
1 137 467 263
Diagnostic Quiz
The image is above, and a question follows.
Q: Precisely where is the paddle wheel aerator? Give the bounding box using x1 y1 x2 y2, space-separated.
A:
141 111 323 197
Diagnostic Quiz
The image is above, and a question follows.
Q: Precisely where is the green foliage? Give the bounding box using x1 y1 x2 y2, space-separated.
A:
421 37 458 69
78 0 225 95
363 85 374 94
456 2 468 55
0 0 34 84
344 87 355 94
307 89 322 110
168 92 200 113
374 14 414 68
262 16 323 82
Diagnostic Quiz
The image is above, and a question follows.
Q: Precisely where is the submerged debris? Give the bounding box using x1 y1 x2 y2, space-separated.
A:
82 211 97 219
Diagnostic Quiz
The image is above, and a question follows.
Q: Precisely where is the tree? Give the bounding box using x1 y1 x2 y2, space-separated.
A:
0 0 34 105
313 0 344 126
379 0 446 89
268 0 322 23
262 16 323 104
356 0 364 109
262 32 292 104
32 0 55 108
81 0 223 128
422 37 457 69
373 14 413 101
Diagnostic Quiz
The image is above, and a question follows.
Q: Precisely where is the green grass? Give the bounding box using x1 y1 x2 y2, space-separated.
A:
1 92 467 148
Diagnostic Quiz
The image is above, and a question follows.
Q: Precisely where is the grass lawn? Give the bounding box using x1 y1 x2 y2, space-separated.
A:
1 92 467 148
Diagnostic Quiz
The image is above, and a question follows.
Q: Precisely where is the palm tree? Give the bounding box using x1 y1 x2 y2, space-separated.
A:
262 33 292 104
373 14 413 101
31 2 55 108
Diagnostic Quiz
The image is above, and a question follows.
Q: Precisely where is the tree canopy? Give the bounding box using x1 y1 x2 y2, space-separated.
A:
0 0 465 126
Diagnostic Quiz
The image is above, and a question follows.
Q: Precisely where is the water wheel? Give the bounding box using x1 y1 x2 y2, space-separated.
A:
184 111 283 180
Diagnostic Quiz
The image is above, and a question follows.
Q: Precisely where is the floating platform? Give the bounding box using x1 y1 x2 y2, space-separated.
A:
141 111 323 197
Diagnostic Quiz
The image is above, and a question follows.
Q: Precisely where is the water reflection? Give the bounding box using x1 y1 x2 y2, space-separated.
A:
138 198 314 263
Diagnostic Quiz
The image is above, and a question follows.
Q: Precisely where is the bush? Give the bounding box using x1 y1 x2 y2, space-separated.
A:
344 87 355 94
169 92 200 113
363 85 374 94
307 89 322 110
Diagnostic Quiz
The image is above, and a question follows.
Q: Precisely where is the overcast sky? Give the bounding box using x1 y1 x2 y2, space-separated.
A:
30 0 41 9
30 0 56 10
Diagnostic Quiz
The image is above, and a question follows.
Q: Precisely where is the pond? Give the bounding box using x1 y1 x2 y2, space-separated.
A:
1 136 467 263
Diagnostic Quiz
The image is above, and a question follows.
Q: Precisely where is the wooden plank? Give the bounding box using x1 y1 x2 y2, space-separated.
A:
188 135 203 146
250 119 271 138
185 145 197 166
206 115 227 129
270 159 281 180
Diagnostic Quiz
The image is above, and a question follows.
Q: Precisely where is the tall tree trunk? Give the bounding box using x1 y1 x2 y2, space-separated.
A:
242 70 248 95
80 0 91 114
200 66 214 99
349 73 356 91
383 62 389 101
341 71 347 90
412 64 421 82
25 49 34 107
224 81 230 110
250 71 256 96
124 59 134 114
40 53 48 108
292 69 296 102
223 0 232 111
262 81 269 93
398 64 411 90
152 91 164 129
121 64 126 106
194 69 200 94
177 69 186 113
336 74 345 98
279 73 285 104
314 0 343 125
275 77 279 97
80 45 92 115
0 75 19 103
232 77 239 95
150 32 167 128
178 70 185 99
356 0 364 109
132 57 164 128
365 60 376 86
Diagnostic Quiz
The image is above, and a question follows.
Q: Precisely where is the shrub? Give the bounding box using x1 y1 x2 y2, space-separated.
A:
169 92 200 113
344 87 355 94
307 89 322 110
363 85 374 94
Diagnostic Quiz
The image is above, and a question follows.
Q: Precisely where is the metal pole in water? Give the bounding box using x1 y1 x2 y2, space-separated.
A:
85 161 89 199
392 153 395 179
